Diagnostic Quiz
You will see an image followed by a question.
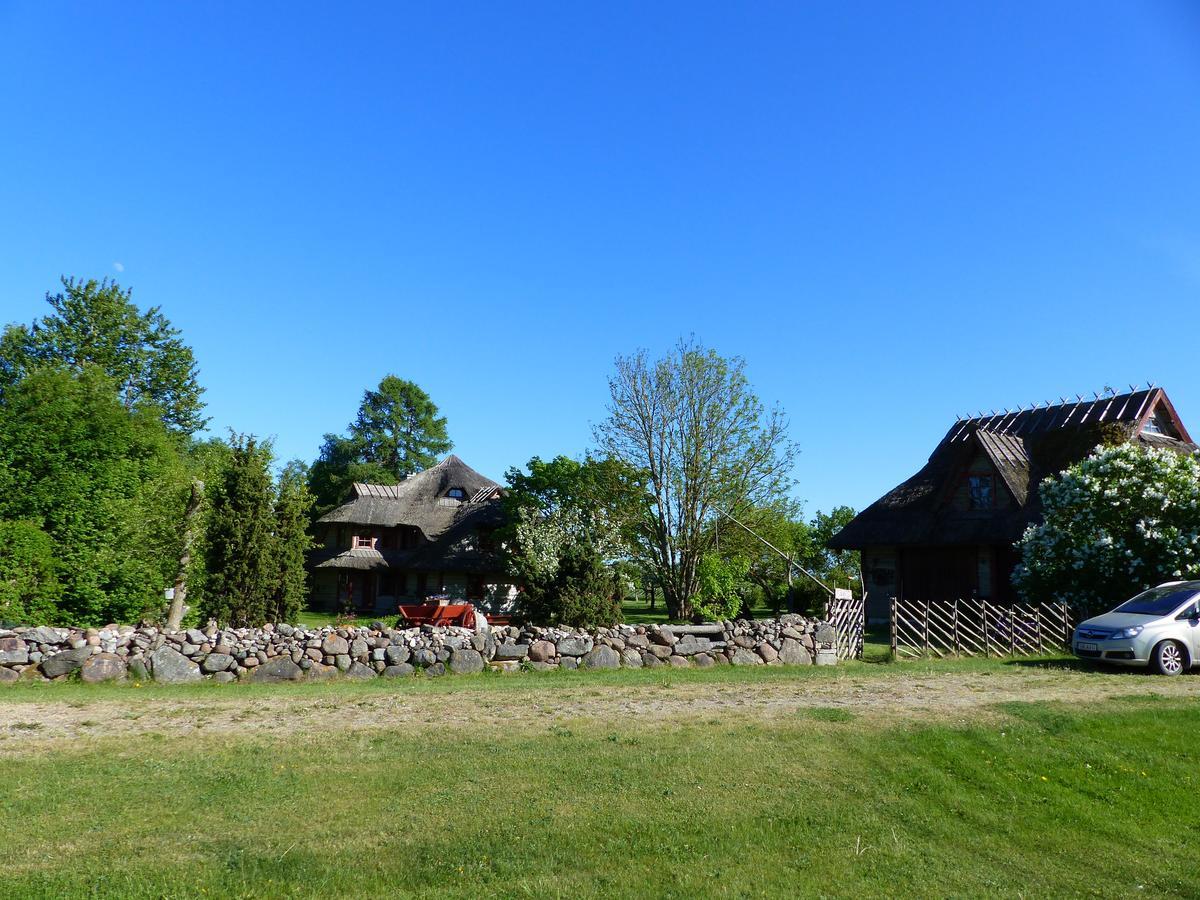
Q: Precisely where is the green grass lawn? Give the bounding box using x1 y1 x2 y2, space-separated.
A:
1 660 1196 898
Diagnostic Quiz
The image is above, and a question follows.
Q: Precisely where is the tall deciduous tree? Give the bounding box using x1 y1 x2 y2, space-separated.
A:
0 367 189 624
595 338 798 620
0 277 206 434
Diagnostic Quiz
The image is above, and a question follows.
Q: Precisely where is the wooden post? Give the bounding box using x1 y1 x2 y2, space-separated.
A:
953 598 961 656
922 599 930 658
1035 604 1043 654
890 596 898 660
982 599 991 658
1010 606 1017 656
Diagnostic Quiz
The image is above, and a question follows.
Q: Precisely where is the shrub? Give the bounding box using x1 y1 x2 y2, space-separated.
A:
0 520 61 624
1015 443 1200 613
692 552 750 621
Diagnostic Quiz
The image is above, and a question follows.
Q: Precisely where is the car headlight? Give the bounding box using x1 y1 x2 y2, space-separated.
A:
1108 626 1143 640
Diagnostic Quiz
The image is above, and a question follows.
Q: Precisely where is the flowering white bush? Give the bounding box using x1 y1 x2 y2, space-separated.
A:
1014 443 1200 612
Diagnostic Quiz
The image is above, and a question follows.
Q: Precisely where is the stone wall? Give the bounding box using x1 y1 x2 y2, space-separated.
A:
0 615 837 684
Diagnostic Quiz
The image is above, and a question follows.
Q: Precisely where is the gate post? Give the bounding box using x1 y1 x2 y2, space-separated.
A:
890 595 898 659
982 599 991 658
953 598 960 655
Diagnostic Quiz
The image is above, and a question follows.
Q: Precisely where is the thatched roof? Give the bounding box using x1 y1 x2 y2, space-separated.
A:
830 388 1195 550
317 455 502 540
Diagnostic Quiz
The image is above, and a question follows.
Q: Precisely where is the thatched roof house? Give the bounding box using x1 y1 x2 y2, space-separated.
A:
307 455 514 614
830 388 1195 620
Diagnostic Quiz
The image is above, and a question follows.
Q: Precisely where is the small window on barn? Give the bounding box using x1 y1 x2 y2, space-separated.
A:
1142 409 1178 438
447 488 465 500
967 474 994 510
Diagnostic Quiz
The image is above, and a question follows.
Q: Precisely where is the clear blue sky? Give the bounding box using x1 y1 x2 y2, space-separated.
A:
3 2 1199 516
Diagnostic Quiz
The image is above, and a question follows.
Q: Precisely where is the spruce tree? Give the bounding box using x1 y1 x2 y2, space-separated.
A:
200 435 277 626
270 461 314 624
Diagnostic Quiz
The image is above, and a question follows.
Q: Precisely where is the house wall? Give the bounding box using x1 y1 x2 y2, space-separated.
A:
862 546 897 623
892 544 1022 606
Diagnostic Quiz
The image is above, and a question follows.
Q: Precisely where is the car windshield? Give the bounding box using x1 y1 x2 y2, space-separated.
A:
1113 586 1200 616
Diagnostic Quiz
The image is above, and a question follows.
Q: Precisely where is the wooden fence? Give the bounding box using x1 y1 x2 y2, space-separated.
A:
825 590 865 661
890 596 1074 659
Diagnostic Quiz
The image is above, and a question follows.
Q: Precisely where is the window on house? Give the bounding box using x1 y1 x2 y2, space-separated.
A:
1142 410 1178 438
967 474 994 510
447 488 465 500
353 533 375 550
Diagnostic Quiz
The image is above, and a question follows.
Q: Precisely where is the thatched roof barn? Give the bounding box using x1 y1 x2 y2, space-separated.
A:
830 388 1195 620
307 456 513 614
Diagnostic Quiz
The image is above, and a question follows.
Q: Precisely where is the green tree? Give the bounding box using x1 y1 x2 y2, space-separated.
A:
502 455 642 627
198 436 279 627
270 461 314 623
712 501 809 614
198 439 314 627
0 521 61 625
349 375 451 478
693 552 751 621
0 366 189 624
1015 443 1200 613
595 337 798 620
0 277 206 434
307 376 451 515
307 433 397 517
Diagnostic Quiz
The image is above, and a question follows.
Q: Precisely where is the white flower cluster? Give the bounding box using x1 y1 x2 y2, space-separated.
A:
512 503 625 582
1015 444 1200 610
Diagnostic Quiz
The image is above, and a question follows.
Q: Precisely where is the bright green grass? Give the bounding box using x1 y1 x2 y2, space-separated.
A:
1 681 1193 898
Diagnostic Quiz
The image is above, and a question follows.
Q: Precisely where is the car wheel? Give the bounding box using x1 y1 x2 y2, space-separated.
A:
1150 640 1186 676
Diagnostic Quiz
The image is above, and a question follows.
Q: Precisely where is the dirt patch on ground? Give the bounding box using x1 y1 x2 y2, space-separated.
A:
2 666 1198 752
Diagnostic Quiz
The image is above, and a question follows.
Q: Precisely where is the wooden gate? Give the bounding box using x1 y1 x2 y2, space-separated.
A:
891 596 1073 658
825 588 865 661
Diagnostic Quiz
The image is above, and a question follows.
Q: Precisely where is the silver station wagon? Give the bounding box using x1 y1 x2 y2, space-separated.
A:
1073 581 1200 676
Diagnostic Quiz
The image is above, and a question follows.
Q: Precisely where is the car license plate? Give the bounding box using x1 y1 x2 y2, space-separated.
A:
1077 642 1098 652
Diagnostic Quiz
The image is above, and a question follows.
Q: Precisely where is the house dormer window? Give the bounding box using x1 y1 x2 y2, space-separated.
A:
447 488 465 500
967 474 994 510
353 533 376 550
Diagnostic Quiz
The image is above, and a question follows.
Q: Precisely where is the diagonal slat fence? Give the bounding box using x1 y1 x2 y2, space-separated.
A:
825 593 865 661
891 596 1073 659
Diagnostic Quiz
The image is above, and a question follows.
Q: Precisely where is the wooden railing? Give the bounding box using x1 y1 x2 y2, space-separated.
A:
890 596 1073 659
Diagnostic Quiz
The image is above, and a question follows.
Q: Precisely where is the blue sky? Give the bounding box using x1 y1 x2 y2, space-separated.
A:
2 1 1199 516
